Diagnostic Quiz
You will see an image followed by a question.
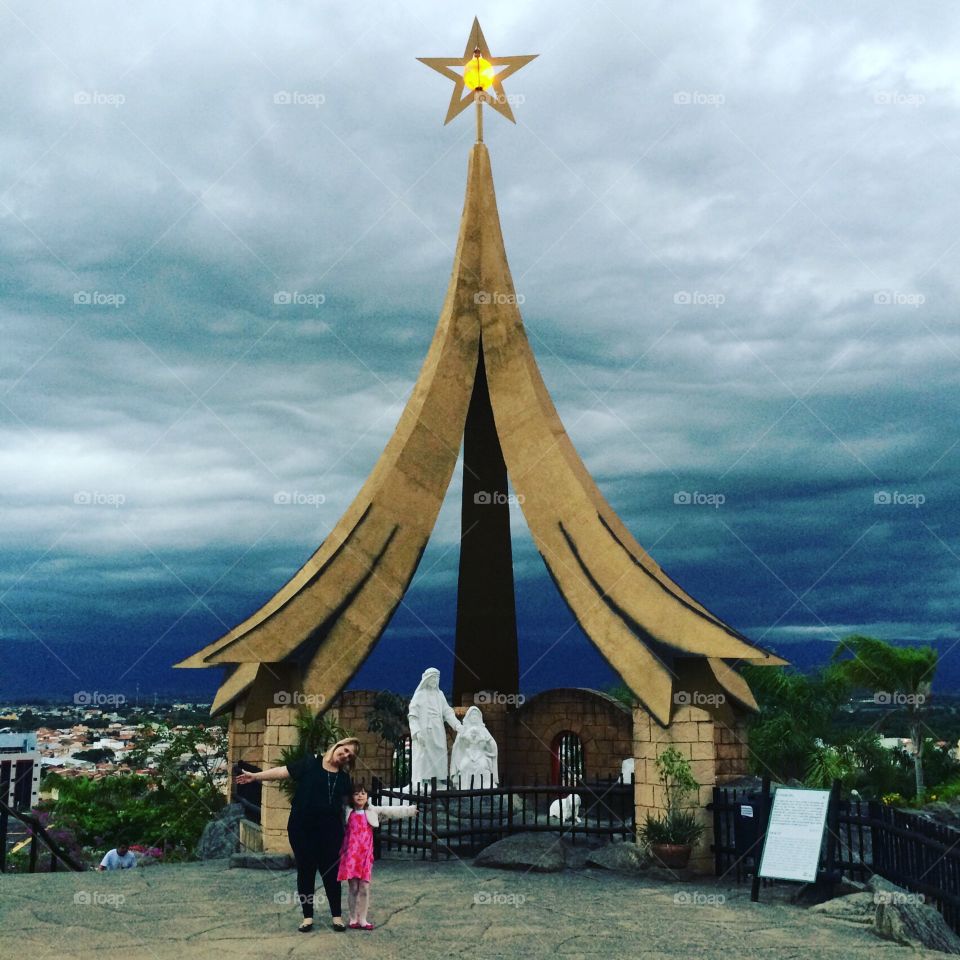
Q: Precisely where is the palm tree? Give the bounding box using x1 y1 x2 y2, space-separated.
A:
831 635 937 800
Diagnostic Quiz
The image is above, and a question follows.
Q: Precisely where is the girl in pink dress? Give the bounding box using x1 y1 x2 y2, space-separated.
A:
338 785 419 930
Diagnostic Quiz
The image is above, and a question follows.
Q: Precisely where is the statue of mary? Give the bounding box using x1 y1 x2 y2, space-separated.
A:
408 667 462 786
449 706 499 788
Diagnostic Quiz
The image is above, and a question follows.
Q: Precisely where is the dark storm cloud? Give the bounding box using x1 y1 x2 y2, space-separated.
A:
1 0 959 697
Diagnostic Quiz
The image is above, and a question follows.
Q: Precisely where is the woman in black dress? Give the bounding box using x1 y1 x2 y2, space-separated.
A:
235 736 360 932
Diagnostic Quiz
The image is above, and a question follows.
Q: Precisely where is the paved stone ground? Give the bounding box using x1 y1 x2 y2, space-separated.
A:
0 858 949 960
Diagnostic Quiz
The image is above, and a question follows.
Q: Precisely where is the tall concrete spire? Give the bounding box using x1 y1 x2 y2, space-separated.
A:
176 141 784 724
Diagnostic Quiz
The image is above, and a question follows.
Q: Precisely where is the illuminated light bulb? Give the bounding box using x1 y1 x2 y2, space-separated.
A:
464 55 494 91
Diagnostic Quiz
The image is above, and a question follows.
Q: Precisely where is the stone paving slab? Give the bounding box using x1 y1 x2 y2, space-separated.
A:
0 858 949 960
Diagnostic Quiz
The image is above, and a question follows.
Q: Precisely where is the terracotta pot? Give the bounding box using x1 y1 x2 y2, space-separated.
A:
650 843 692 869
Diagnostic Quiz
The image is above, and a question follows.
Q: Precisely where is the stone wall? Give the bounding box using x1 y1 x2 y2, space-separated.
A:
260 706 298 854
633 704 751 874
326 689 396 788
714 714 751 782
504 688 633 783
226 709 264 790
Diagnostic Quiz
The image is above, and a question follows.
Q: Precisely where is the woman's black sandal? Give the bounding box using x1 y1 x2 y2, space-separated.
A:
331 920 347 932
297 919 314 933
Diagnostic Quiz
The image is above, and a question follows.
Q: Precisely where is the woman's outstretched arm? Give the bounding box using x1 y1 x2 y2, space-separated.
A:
235 766 290 784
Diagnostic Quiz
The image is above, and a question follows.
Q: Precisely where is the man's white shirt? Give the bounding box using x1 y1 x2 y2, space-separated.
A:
100 849 137 869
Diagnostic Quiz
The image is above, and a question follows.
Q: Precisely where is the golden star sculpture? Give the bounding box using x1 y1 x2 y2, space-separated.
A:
418 17 537 134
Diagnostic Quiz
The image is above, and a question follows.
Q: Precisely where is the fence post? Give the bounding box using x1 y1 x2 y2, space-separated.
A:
430 777 438 861
868 799 883 878
824 779 841 881
750 776 771 903
372 776 382 861
710 786 721 877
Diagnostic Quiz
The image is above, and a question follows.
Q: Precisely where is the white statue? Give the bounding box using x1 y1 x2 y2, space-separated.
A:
408 667 461 786
450 706 499 787
620 757 635 782
548 793 582 824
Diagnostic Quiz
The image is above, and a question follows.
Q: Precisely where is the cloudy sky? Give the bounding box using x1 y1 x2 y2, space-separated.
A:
1 1 958 701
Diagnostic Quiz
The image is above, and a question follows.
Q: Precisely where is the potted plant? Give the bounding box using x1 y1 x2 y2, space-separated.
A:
638 746 705 868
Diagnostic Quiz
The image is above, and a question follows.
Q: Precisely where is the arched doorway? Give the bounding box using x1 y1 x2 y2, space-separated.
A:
551 730 585 786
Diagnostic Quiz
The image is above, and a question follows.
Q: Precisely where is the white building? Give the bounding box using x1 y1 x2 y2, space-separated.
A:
0 731 41 811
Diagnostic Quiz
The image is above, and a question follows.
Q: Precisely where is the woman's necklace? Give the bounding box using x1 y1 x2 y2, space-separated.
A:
325 765 339 806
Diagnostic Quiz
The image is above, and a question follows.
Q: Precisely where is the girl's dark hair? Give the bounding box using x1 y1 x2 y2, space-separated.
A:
351 782 367 793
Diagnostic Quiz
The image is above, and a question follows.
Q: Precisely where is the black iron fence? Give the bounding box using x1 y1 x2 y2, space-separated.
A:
371 774 634 860
0 797 83 873
710 779 960 933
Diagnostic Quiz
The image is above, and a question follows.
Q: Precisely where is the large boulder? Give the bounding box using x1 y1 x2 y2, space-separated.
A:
869 874 960 954
474 833 567 872
810 892 876 924
585 841 650 874
874 898 960 954
196 803 244 860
